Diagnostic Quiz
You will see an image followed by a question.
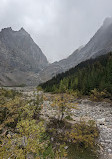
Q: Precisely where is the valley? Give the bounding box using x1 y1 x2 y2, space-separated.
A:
1 18 112 86
0 14 112 159
25 88 112 159
1 87 111 159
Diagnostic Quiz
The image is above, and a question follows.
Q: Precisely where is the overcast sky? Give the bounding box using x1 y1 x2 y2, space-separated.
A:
0 0 112 62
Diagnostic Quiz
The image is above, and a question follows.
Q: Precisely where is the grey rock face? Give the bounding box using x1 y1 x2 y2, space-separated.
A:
0 27 48 86
39 17 112 83
1 17 112 86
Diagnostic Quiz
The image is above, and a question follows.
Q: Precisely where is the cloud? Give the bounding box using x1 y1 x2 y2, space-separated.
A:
0 0 112 62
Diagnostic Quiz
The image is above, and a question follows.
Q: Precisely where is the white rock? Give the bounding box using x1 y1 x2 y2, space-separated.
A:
51 137 54 141
64 146 68 150
108 149 112 153
97 118 105 125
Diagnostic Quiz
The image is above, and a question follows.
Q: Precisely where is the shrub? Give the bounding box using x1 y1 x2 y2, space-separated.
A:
65 120 99 149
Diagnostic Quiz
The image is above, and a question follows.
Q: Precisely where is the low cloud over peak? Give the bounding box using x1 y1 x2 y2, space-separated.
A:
0 0 112 62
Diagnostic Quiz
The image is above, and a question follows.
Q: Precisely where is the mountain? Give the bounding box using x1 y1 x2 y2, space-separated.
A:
40 53 112 97
1 17 112 86
0 27 48 86
39 17 112 83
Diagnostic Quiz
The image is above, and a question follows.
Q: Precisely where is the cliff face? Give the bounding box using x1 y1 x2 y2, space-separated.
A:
1 17 112 86
39 17 112 83
0 27 48 86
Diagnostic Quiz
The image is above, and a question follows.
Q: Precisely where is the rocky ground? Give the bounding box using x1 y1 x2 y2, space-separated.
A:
74 99 112 159
41 94 112 159
3 87 112 159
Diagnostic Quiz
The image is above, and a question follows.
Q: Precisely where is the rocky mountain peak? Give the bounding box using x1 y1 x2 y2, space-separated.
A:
0 27 29 36
18 27 29 36
0 27 48 86
0 27 13 35
19 27 25 31
38 17 112 83
1 27 12 32
103 17 112 27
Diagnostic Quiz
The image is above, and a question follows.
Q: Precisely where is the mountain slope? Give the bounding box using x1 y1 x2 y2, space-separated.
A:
0 27 48 86
40 53 112 96
1 17 112 86
39 17 112 83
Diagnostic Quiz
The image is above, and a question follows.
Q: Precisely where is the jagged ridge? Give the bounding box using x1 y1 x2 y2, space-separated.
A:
0 27 48 86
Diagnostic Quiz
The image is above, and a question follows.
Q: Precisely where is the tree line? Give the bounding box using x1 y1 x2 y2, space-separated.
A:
40 53 112 99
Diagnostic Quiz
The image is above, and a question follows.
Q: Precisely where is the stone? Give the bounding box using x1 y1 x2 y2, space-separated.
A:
41 95 112 159
64 146 68 150
108 149 112 153
51 137 54 141
97 118 105 125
